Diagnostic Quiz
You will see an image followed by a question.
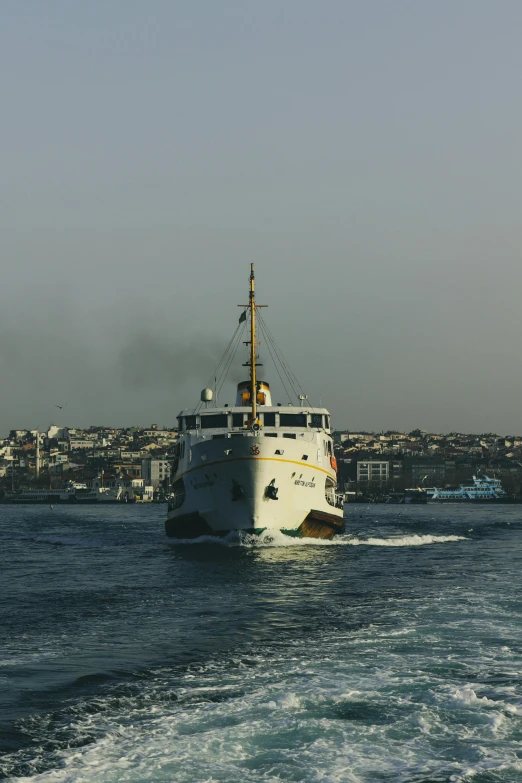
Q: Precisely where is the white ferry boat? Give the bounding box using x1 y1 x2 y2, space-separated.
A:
428 475 508 503
73 475 131 503
2 475 145 504
2 487 77 504
165 265 344 540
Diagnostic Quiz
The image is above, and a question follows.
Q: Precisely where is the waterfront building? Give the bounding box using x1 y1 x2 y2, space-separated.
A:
141 457 172 488
357 460 389 484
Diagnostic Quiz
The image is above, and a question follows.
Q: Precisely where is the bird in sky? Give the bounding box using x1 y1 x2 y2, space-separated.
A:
55 403 66 410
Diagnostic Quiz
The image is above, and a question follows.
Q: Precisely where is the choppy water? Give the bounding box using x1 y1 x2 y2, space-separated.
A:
1 503 522 782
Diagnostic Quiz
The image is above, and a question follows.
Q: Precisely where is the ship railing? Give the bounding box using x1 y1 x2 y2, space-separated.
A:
168 492 186 512
326 492 344 509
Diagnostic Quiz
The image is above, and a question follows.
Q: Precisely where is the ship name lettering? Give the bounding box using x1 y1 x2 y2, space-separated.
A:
193 481 215 490
294 480 315 488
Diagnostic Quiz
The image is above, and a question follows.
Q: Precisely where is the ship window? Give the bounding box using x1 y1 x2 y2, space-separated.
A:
201 414 228 429
264 433 277 438
283 433 296 439
310 414 323 428
232 413 244 427
263 412 276 426
325 415 330 429
184 416 197 430
212 434 225 439
279 413 307 427
231 433 244 438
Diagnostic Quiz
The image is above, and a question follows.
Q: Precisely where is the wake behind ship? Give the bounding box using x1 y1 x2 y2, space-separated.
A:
165 265 344 540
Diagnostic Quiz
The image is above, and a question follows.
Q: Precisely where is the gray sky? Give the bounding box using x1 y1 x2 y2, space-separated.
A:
2 1 522 436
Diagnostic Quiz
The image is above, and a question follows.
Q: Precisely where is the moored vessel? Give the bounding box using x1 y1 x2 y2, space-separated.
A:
2 475 151 504
1 487 77 504
428 475 508 502
165 265 344 540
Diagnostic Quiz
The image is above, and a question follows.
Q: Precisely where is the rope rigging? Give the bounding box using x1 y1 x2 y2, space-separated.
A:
257 309 312 406
193 303 313 410
256 312 294 403
216 321 246 397
194 321 245 412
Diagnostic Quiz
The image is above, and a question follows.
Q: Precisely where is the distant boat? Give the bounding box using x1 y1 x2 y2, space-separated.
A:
428 475 508 503
2 487 76 504
72 475 133 503
2 475 136 504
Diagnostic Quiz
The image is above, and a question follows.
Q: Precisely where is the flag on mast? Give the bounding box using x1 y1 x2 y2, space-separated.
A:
238 310 247 324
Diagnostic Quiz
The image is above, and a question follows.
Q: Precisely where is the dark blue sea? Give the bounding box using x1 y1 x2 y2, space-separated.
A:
1 503 522 782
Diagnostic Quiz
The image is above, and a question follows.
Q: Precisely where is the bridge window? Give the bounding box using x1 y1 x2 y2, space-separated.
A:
184 416 197 430
232 413 244 427
310 413 323 428
201 414 228 429
279 413 307 427
263 412 276 426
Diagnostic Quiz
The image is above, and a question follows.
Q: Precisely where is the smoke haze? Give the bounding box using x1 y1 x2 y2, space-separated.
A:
2 1 522 435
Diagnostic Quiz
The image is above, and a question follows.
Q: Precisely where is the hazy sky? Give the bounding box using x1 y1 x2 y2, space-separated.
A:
2 1 522 436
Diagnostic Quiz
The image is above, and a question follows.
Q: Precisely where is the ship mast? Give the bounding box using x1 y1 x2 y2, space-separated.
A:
249 263 257 423
239 264 265 426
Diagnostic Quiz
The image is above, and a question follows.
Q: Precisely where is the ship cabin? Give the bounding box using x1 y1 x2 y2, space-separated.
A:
170 381 337 492
176 382 332 441
177 406 332 437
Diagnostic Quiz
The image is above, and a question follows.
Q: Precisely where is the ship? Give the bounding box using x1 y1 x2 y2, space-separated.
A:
428 475 508 502
2 475 152 503
73 474 134 503
1 487 77 504
165 265 344 540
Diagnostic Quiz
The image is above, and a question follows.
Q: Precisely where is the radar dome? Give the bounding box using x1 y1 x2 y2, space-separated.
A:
201 388 213 402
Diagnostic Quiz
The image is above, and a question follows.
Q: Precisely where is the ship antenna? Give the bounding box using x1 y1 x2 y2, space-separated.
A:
249 263 257 425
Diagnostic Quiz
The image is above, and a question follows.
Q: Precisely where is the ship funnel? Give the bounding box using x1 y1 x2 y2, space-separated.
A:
235 381 272 407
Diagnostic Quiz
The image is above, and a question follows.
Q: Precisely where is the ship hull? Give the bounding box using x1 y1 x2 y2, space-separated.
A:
165 507 344 540
428 497 514 504
165 435 344 540
1 496 76 504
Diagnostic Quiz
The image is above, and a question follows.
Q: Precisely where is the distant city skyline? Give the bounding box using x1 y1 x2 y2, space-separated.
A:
2 1 522 434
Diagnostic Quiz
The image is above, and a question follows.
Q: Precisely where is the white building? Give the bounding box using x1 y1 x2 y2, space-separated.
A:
48 425 68 440
143 429 178 439
141 457 172 488
130 479 154 502
357 460 389 484
69 439 96 451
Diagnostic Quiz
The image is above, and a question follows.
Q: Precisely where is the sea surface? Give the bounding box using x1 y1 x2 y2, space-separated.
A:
1 503 522 782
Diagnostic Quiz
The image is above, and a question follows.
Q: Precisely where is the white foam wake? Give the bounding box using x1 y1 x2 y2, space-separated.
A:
168 531 467 548
345 534 467 547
